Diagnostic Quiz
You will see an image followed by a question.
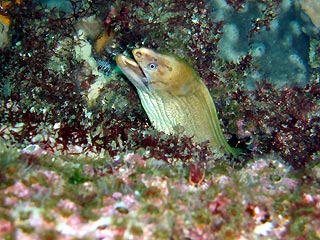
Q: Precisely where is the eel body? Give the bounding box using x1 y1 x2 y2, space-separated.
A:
116 47 237 156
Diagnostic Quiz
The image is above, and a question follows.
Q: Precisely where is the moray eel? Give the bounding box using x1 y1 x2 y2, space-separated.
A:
116 47 238 156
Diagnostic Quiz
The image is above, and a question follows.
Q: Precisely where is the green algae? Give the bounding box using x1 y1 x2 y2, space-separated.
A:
68 168 90 185
309 38 320 69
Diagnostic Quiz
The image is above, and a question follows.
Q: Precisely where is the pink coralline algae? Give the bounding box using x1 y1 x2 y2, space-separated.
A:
0 150 319 239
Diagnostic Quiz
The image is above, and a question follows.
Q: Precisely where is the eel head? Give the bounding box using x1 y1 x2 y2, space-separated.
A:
116 47 200 96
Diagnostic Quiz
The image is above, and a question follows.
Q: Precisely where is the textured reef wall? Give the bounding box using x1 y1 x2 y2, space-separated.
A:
0 0 319 239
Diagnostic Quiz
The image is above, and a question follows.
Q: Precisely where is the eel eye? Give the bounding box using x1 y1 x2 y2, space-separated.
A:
148 63 157 71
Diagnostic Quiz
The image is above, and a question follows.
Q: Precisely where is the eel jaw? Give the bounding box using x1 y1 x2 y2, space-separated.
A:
116 54 150 91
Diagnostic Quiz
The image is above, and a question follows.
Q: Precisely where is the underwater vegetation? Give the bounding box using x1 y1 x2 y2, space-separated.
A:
0 141 319 239
0 0 319 238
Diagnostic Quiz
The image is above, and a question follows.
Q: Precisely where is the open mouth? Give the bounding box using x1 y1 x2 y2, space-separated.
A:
116 54 149 89
120 55 145 77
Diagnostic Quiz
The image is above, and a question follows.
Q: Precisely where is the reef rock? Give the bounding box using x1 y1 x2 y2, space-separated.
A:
0 21 10 49
300 0 320 29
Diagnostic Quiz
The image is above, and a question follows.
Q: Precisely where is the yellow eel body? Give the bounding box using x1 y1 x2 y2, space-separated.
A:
116 47 237 156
